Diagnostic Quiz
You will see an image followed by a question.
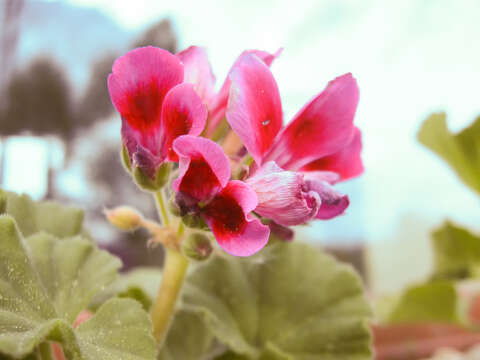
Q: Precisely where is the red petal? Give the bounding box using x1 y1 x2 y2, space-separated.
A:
108 47 183 135
160 83 207 161
226 53 283 165
206 48 281 135
302 127 363 181
266 73 359 171
204 180 270 256
177 46 216 106
172 135 230 201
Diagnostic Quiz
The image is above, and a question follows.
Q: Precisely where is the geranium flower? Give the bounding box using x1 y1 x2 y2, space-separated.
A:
172 135 270 256
226 53 362 225
176 46 281 136
108 46 207 179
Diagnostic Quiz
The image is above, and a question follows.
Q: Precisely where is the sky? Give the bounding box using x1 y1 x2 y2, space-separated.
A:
6 0 480 249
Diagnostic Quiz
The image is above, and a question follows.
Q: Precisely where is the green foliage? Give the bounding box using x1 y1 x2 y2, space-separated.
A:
418 112 480 195
431 221 480 280
386 282 459 324
1 190 84 238
0 190 157 359
179 242 372 360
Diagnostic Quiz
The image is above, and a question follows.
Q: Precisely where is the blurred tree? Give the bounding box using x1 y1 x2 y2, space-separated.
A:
132 18 177 52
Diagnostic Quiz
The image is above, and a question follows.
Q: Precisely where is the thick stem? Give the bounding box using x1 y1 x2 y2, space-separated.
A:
38 342 54 360
151 248 189 345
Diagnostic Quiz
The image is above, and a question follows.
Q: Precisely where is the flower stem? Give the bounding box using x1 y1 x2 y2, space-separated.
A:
151 247 189 345
151 190 189 346
154 190 170 226
38 342 54 360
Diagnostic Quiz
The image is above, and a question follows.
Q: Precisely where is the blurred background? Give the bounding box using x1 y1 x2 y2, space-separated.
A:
1 0 479 293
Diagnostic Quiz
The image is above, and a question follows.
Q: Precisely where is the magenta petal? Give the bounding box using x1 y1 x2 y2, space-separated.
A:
160 83 207 161
304 174 350 220
226 54 283 165
266 73 359 171
108 47 184 135
301 127 364 181
177 46 216 106
204 180 270 256
206 48 281 136
172 135 230 201
246 162 320 226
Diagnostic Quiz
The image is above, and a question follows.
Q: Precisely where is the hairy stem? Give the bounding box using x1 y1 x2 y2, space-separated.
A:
151 190 189 346
151 248 189 345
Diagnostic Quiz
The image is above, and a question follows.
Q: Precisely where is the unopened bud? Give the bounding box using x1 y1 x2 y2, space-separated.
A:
105 206 142 231
182 213 209 230
183 233 213 261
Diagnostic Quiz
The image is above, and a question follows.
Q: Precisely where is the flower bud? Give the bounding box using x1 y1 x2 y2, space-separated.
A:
105 206 142 231
183 232 213 261
168 194 182 217
181 213 209 230
133 162 173 192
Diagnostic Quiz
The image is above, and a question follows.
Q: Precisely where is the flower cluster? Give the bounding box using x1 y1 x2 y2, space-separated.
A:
108 46 362 257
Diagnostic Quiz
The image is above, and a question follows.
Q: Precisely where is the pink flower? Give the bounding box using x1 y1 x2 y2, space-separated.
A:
172 135 270 256
176 46 281 136
226 53 362 223
108 46 207 178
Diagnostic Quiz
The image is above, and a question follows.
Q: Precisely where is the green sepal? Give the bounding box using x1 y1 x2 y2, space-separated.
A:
133 162 172 192
181 213 209 230
121 145 132 172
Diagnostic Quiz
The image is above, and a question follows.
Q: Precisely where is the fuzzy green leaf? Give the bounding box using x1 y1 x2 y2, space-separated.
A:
418 113 480 195
431 221 480 280
182 242 372 360
387 282 459 324
0 215 156 359
0 190 84 237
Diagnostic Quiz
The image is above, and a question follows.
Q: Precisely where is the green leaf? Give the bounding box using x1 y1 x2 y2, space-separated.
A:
158 310 213 360
0 190 84 237
387 281 459 324
418 113 480 195
430 221 480 280
91 267 162 311
181 242 372 360
0 215 156 359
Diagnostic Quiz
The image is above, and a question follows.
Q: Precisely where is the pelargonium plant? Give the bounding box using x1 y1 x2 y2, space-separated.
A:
0 46 372 360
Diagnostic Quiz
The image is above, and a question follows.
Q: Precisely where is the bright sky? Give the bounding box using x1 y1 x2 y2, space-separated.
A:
9 0 480 249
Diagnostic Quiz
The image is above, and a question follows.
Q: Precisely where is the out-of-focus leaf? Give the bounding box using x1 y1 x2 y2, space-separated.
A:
1 190 84 238
431 221 480 280
0 215 155 359
181 242 372 360
158 310 213 360
418 113 480 195
90 267 162 311
387 282 459 324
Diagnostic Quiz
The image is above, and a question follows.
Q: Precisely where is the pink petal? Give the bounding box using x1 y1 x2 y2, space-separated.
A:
204 180 270 256
108 47 184 134
304 174 350 220
159 83 208 161
265 73 359 171
206 48 281 136
246 162 320 226
176 46 216 106
301 127 364 181
172 135 230 201
226 53 283 165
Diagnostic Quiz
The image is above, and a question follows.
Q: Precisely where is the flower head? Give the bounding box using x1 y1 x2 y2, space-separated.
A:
108 46 207 182
172 135 270 256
